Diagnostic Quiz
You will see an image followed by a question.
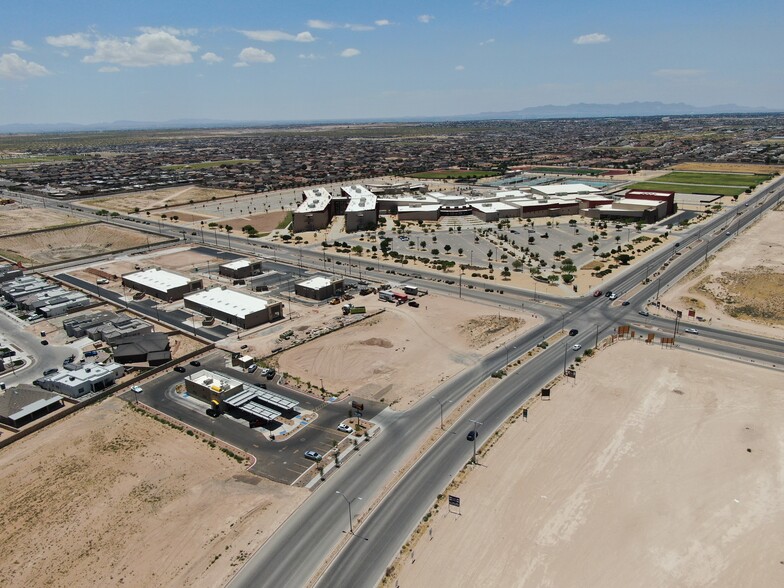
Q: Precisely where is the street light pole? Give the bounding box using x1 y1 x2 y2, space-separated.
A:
563 342 569 375
595 324 599 349
431 396 452 430
469 419 483 464
335 491 362 535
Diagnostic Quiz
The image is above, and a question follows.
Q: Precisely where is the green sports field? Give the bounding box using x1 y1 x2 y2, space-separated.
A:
652 171 770 187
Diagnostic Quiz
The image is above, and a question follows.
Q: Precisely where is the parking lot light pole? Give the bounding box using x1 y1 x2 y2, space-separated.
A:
431 396 452 430
335 491 362 535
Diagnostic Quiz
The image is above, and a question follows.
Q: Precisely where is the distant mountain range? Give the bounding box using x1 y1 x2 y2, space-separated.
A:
1 102 779 134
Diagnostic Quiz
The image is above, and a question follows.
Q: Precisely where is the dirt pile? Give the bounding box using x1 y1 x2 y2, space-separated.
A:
459 315 524 348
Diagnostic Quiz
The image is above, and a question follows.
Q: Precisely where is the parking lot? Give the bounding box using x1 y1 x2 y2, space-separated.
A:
123 349 385 484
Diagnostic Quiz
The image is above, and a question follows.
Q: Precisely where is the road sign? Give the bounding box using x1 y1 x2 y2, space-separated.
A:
541 387 551 399
351 401 364 411
522 408 528 419
448 495 460 507
354 410 363 418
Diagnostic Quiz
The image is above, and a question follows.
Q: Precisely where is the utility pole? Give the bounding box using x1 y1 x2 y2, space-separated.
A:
563 342 569 375
595 324 599 349
469 419 483 464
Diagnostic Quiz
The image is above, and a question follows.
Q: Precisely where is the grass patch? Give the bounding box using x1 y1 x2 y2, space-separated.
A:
628 182 746 197
408 170 500 179
276 211 293 230
0 155 84 164
162 159 259 170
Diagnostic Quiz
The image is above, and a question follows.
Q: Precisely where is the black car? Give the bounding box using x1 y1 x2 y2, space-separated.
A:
408 300 419 307
265 369 276 380
466 430 477 441
569 329 579 336
40 340 49 346
173 366 186 373
605 291 613 298
190 360 201 367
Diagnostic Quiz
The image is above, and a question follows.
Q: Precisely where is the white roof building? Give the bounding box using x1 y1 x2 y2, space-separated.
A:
221 259 252 271
532 183 601 197
124 268 191 291
297 188 332 213
297 276 334 290
184 287 272 319
343 185 377 212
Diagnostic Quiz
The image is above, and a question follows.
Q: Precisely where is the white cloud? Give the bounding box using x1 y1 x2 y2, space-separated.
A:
307 19 336 30
455 65 465 71
340 48 361 58
418 14 435 24
82 29 198 67
654 68 705 78
233 61 249 68
298 53 324 60
46 32 92 49
98 66 120 73
479 38 495 46
201 51 223 64
375 19 392 27
573 33 610 45
477 0 513 6
241 30 315 43
238 47 276 64
346 23 375 32
0 53 51 80
138 26 198 37
10 40 31 52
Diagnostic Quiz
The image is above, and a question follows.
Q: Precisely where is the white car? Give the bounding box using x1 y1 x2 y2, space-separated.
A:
131 385 143 393
337 423 354 434
684 328 699 334
572 344 582 351
608 293 619 300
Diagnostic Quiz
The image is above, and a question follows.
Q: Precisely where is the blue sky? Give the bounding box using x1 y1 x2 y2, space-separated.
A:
1 0 782 124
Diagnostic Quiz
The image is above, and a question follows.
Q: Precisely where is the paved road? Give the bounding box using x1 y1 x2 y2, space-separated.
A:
228 176 784 588
0 310 79 386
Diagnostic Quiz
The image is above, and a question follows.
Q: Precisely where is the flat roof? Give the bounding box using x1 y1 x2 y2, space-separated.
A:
187 369 243 392
298 276 337 290
245 384 300 412
616 198 663 207
297 189 332 213
533 183 600 195
343 185 377 212
398 204 442 212
185 287 273 319
577 194 614 202
224 389 281 421
47 362 123 385
626 189 674 197
471 202 519 211
221 259 252 270
124 268 193 292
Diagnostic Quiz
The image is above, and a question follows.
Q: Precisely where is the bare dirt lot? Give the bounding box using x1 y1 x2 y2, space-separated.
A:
83 185 243 213
0 398 306 588
217 210 289 233
396 343 784 587
671 162 783 174
276 294 541 408
0 223 169 266
0 206 88 236
660 207 784 338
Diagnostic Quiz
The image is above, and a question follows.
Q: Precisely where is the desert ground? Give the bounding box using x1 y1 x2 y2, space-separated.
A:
276 293 541 408
0 205 88 236
0 398 306 588
671 162 783 174
395 343 784 587
0 223 168 266
83 185 243 213
660 204 784 338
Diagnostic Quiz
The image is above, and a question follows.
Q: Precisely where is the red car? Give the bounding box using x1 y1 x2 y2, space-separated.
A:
593 290 603 297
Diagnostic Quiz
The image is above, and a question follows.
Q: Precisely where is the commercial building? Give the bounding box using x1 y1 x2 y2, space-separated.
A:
0 265 23 283
295 275 344 301
0 384 64 428
292 188 333 232
219 258 264 280
184 369 244 405
184 286 283 329
583 197 669 223
37 362 124 398
531 183 601 197
121 268 202 301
